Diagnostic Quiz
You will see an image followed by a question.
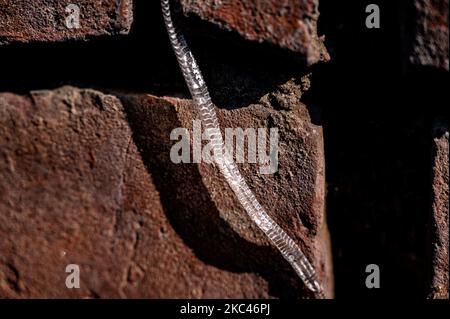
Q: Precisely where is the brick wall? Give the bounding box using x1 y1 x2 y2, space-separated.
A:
0 0 448 299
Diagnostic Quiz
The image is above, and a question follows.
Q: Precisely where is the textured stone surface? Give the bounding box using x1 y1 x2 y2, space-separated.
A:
0 0 133 44
179 0 329 66
0 86 332 298
428 120 449 299
409 0 449 70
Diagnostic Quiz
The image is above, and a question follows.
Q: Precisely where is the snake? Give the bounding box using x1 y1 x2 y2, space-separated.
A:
161 0 325 299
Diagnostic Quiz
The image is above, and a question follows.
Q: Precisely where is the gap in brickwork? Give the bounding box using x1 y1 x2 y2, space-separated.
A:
304 0 448 298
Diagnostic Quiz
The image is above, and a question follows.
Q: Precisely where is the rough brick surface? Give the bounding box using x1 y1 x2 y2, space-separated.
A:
428 120 449 299
0 86 332 298
409 0 449 70
0 0 133 44
179 0 329 66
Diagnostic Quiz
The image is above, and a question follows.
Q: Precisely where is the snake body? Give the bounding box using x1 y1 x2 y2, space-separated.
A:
161 0 324 298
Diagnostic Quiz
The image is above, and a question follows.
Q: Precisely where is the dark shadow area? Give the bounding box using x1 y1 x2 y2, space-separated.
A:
303 0 449 298
120 95 314 298
169 0 312 110
0 0 178 94
0 0 309 110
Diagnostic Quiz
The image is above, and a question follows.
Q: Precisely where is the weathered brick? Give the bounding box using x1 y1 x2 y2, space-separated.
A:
0 0 133 44
179 0 329 66
409 0 449 70
428 120 449 299
0 86 332 298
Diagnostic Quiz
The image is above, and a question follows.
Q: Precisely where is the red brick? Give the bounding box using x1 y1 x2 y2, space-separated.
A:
409 0 449 70
179 0 329 66
0 86 332 298
0 0 133 44
428 120 449 299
